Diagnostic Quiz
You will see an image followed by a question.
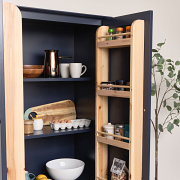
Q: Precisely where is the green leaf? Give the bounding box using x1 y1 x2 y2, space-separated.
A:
179 96 180 101
158 58 165 64
168 72 174 78
168 66 172 71
166 59 172 62
175 61 180 65
157 65 163 70
177 70 180 79
172 65 175 70
158 124 163 132
154 53 162 60
173 93 178 99
167 122 174 133
152 49 158 52
174 83 180 92
173 119 180 127
151 83 156 90
166 80 170 87
151 90 156 96
163 99 166 107
174 101 178 108
156 70 163 75
166 105 172 111
157 42 165 47
152 64 156 68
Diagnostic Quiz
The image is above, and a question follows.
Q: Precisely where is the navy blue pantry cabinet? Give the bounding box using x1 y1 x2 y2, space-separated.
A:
0 2 152 180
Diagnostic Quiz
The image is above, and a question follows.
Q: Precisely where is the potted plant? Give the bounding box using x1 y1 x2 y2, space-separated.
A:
151 40 180 180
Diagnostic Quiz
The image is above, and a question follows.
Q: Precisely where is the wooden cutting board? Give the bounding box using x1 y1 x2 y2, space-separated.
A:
24 100 76 125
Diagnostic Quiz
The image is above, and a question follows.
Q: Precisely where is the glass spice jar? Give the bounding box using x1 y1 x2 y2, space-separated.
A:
116 80 127 91
101 81 115 90
116 27 123 39
115 124 125 141
108 29 114 40
126 26 131 38
24 120 34 134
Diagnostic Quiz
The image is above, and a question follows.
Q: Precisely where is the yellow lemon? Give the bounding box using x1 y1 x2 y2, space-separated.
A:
36 174 47 180
39 178 48 180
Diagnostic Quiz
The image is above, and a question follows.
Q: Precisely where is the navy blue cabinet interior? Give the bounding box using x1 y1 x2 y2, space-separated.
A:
0 5 152 180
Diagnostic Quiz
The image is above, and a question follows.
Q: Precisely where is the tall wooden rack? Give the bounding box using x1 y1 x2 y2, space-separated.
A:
95 20 145 180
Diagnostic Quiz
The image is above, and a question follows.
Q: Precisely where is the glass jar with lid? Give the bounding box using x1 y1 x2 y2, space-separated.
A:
108 29 114 40
116 27 123 39
24 120 34 134
126 26 131 38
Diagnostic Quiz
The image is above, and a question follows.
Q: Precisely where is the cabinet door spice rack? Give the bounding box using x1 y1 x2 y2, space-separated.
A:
96 20 144 180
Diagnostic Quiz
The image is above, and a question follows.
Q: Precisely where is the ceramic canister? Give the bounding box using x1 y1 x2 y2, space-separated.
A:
103 123 114 139
33 115 43 131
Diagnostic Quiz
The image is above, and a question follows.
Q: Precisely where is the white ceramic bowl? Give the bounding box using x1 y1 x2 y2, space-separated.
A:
46 158 85 180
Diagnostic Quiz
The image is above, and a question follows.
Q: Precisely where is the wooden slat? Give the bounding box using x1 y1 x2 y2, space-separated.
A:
97 84 130 89
3 3 25 180
97 32 131 39
130 20 144 180
96 26 109 180
97 177 107 180
97 131 130 141
98 38 131 49
97 136 130 150
97 89 130 98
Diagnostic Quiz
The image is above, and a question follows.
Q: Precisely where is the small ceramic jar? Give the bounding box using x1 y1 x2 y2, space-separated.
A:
33 116 43 131
103 123 114 139
24 120 34 134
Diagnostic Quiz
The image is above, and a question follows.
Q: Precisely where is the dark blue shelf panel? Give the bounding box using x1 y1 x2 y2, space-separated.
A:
25 126 95 140
23 77 94 82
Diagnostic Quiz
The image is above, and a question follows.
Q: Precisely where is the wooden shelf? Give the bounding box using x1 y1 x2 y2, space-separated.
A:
23 77 94 82
97 136 130 150
97 84 130 89
25 126 94 139
97 89 130 98
97 38 131 49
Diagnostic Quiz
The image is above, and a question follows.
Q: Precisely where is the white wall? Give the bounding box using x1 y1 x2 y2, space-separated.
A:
3 0 180 179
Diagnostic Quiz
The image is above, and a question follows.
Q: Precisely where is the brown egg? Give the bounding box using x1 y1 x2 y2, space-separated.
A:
67 120 72 123
58 119 61 123
60 120 66 123
54 121 59 124
52 120 56 123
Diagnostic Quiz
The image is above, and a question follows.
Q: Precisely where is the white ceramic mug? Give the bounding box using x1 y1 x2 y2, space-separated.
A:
69 63 87 78
33 119 43 131
59 63 70 78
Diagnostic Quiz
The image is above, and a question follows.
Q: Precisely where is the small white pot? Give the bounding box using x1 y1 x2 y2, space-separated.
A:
103 123 114 139
33 118 43 131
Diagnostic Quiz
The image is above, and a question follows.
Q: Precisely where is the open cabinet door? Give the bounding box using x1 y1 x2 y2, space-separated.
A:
96 11 152 180
3 2 25 180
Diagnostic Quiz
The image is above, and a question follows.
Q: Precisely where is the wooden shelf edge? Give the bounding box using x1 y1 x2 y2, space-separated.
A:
97 136 130 150
97 32 131 39
98 38 131 49
23 77 94 82
96 176 107 180
97 89 130 98
97 131 130 141
97 84 130 89
25 126 95 139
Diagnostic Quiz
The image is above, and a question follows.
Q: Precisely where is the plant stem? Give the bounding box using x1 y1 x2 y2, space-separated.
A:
155 110 158 180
